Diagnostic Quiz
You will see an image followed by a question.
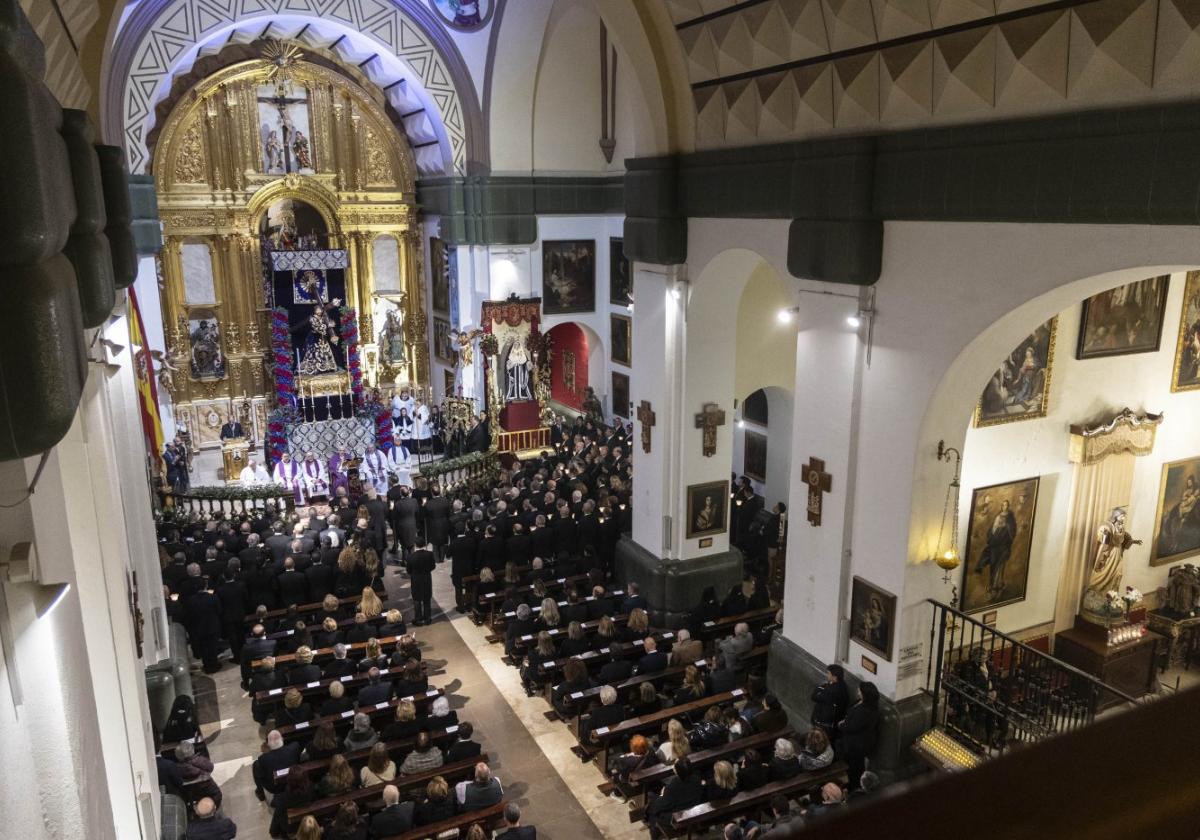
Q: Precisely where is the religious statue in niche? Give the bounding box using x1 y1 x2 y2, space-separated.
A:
432 0 492 30
504 335 534 401
378 309 406 365
189 312 225 379
1081 506 1143 622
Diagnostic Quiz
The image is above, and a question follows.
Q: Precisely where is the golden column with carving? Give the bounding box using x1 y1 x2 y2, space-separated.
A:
402 227 430 388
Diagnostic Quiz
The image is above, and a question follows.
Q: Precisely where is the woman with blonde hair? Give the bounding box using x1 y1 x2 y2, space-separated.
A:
296 815 323 840
673 664 708 705
415 775 455 825
623 607 649 641
289 645 320 685
314 616 341 647
538 596 561 629
504 561 521 585
318 753 356 797
277 687 313 727
595 615 617 647
360 741 397 786
464 823 489 840
379 608 406 637
358 586 383 619
559 620 588 657
364 637 382 662
382 698 420 740
320 593 342 622
334 547 365 597
656 718 691 764
704 760 739 801
319 679 353 717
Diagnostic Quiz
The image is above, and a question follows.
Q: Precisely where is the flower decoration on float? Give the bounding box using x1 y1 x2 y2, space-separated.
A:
339 308 364 407
480 334 499 357
932 439 963 584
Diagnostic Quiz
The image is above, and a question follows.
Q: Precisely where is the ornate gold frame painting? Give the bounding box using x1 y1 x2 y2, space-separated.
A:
687 480 729 539
1077 275 1170 359
975 318 1056 427
961 477 1040 613
850 577 896 661
1172 270 1200 392
1151 456 1200 567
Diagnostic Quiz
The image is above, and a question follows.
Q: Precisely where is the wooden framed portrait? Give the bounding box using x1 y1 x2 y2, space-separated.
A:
1172 270 1200 392
430 237 449 315
610 313 632 366
611 371 630 418
850 577 897 661
976 318 1057 427
1077 275 1170 359
610 238 632 305
1151 456 1200 567
433 317 454 363
542 240 596 314
961 476 1041 613
687 480 729 539
744 430 767 482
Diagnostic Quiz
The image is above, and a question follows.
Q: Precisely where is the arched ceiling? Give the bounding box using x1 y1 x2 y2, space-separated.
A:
103 0 485 176
665 0 1200 149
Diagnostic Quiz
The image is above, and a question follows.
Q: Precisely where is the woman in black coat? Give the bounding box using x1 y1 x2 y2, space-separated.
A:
839 680 881 791
810 664 850 741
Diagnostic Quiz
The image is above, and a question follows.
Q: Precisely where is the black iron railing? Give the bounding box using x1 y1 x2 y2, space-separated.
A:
924 599 1140 757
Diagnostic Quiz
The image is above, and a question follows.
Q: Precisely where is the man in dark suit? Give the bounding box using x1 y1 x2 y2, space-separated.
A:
241 625 276 687
248 658 281 723
587 585 614 620
370 785 414 838
358 667 394 706
580 685 627 743
529 515 554 560
448 526 477 610
751 694 789 734
252 729 301 800
264 524 291 565
496 802 536 840
275 557 309 607
323 644 355 679
646 758 705 836
505 522 531 566
214 561 249 661
219 417 245 441
445 721 482 762
597 656 633 685
633 636 669 676
183 579 224 673
409 543 436 625
363 486 389 555
621 582 648 614
392 488 421 553
476 524 504 571
424 486 452 563
305 543 334 603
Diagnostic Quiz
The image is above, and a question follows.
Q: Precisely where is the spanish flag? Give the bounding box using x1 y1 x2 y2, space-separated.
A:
128 287 165 471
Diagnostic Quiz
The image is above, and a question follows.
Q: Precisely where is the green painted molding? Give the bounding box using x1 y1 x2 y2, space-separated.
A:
128 173 162 256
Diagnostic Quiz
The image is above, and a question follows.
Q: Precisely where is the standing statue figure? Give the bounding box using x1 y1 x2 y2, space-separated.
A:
298 296 341 377
292 129 312 169
505 337 533 401
1082 506 1143 622
378 309 406 365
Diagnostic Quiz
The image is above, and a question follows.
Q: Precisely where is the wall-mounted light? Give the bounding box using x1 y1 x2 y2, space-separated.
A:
3 542 70 618
932 440 963 594
846 313 862 328
737 419 746 429
777 306 798 325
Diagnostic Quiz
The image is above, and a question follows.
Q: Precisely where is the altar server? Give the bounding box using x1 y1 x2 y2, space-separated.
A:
359 443 392 495
273 452 304 504
299 451 330 501
240 458 270 485
395 407 415 455
413 399 432 460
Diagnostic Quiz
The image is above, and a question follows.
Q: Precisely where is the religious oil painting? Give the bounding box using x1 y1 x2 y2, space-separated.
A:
610 238 632 305
433 317 454 364
976 318 1057 427
432 0 492 30
961 476 1041 613
1077 275 1170 359
611 313 632 366
850 577 897 661
543 240 596 315
1151 457 1200 567
256 82 315 175
687 480 729 539
611 371 630 419
188 310 225 380
431 237 450 315
1172 270 1200 392
744 430 767 483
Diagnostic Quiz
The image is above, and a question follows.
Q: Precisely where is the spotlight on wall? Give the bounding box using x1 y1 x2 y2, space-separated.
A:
777 306 799 325
2 542 71 618
671 287 681 300
737 419 746 429
846 313 862 328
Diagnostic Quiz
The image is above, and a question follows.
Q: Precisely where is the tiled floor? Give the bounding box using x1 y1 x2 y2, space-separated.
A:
192 550 633 839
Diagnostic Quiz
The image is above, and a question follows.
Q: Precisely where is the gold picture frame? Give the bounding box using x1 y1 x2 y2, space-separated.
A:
1171 270 1200 393
1150 456 1200 567
610 313 632 366
975 318 1057 427
686 480 729 539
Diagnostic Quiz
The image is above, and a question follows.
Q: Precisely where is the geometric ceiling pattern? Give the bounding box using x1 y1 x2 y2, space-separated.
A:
117 0 467 174
669 0 1200 147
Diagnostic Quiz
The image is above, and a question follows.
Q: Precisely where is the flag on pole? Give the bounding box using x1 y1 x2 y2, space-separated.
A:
128 287 165 471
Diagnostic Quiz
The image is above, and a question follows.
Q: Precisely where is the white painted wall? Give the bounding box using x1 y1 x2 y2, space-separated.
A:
957 273 1199 634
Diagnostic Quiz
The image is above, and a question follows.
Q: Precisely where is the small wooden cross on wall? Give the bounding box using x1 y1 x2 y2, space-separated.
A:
804 456 832 526
637 400 656 454
694 402 726 457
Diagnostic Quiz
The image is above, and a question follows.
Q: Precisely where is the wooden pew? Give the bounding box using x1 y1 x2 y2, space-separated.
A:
382 800 507 840
253 662 426 713
508 611 631 657
694 607 778 643
285 751 483 827
475 573 591 627
628 729 794 804
275 726 467 784
261 611 397 642
560 660 709 730
244 594 358 627
275 688 443 743
489 588 627 633
255 635 404 668
582 688 746 770
666 763 848 838
537 633 677 696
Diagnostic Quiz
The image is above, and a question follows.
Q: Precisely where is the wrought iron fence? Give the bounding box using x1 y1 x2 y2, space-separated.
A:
924 599 1140 757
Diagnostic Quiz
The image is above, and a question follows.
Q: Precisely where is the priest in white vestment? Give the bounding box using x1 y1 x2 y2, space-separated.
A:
299 451 330 500
359 443 392 495
272 451 304 504
240 458 271 485
387 444 413 488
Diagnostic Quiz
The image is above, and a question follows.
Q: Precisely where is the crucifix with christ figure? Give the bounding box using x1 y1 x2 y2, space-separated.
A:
257 80 312 174
694 402 725 457
804 456 832 526
637 399 656 454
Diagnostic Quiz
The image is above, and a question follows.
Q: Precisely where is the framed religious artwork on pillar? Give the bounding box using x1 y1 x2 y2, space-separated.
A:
975 318 1057 427
611 371 630 418
1076 275 1170 359
610 313 632 366
1150 456 1200 566
1172 270 1200 392
543 240 596 314
687 480 729 539
961 476 1041 613
850 577 896 661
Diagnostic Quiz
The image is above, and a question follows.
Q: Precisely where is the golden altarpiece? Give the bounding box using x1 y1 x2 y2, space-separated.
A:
151 43 428 453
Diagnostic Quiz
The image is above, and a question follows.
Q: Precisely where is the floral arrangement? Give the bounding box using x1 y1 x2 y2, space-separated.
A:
266 402 301 465
358 391 394 452
339 307 364 407
480 333 499 357
171 483 290 500
420 451 500 492
270 307 294 406
1122 586 1144 609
